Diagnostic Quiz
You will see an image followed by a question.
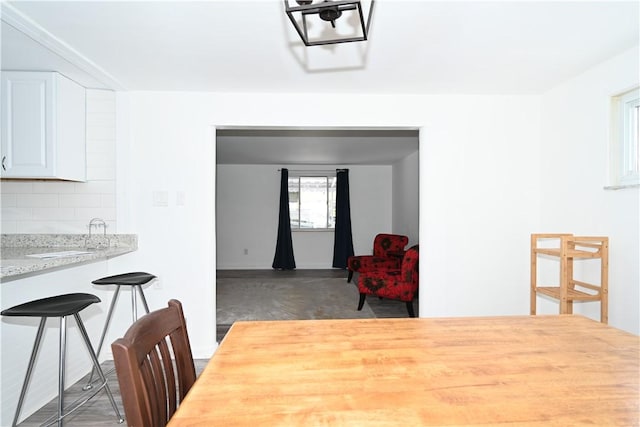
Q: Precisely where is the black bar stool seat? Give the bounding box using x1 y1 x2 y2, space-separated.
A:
2 293 100 317
84 271 156 390
2 293 123 427
92 271 156 287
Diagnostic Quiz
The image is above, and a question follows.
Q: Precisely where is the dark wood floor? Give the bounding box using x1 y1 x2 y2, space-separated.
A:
16 360 209 427
17 269 417 426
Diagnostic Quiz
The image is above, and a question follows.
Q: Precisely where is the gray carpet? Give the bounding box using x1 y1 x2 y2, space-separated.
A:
217 277 376 323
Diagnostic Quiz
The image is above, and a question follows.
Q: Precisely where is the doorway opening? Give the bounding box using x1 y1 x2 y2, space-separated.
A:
213 126 421 340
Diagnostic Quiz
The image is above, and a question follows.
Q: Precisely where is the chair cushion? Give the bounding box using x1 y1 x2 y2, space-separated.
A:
358 270 417 302
347 256 401 273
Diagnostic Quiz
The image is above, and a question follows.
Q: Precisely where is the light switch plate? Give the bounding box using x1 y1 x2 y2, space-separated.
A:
152 191 169 207
176 191 186 206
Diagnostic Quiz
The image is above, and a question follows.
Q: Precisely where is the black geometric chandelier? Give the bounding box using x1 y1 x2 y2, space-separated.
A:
284 0 375 47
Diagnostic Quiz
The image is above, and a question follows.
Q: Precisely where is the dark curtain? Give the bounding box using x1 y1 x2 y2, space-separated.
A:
272 168 296 270
332 169 354 268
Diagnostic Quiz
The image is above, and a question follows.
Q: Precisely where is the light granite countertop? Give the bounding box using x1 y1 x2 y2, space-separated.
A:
1 234 137 281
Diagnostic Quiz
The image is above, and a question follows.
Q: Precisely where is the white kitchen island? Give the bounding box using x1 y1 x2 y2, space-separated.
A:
1 233 138 426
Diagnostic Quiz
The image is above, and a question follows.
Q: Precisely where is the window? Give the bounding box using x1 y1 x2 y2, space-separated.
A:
288 174 336 230
609 88 640 188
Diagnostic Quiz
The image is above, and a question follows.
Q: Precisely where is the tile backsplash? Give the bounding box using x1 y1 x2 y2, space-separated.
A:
0 90 117 234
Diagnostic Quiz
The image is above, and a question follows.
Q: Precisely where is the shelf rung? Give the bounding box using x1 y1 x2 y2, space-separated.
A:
535 286 601 301
534 248 603 258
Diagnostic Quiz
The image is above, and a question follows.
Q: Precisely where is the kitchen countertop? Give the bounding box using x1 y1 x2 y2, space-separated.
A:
1 234 137 281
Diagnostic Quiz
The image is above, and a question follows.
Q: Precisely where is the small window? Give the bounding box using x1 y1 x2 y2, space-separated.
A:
288 174 336 230
609 88 640 188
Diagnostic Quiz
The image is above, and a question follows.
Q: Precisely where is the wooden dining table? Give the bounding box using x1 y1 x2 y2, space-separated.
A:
167 315 639 426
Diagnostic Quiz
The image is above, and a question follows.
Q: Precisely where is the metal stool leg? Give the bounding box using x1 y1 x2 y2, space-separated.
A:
130 284 151 320
84 285 121 390
40 314 125 427
131 286 138 321
11 318 46 427
86 282 152 391
136 284 151 315
58 316 67 427
74 313 124 424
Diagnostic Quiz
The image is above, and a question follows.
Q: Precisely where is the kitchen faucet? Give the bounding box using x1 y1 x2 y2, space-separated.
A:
88 218 107 237
86 218 109 248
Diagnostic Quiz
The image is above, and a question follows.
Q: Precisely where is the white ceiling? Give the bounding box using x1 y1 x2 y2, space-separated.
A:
216 128 419 164
1 0 638 164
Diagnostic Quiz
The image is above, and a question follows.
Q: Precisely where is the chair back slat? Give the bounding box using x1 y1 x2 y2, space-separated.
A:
112 299 196 427
157 337 177 418
149 344 170 425
169 330 194 400
142 351 165 426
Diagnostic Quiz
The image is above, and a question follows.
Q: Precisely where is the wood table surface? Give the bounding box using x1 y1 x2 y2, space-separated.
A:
167 315 639 426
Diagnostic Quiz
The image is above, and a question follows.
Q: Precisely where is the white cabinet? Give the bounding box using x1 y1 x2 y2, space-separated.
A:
1 71 86 181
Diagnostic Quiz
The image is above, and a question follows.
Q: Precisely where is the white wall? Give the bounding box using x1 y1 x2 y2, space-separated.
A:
393 150 419 247
348 165 394 256
216 164 393 269
109 91 542 360
538 47 639 334
418 96 541 319
1 90 118 233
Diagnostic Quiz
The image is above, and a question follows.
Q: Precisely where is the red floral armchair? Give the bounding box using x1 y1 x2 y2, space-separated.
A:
356 245 419 317
346 234 409 282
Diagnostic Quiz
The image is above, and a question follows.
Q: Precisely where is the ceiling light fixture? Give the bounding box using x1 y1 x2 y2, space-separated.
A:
284 0 375 47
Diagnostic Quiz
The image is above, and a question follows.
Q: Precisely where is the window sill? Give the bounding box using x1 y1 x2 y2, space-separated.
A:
603 183 640 190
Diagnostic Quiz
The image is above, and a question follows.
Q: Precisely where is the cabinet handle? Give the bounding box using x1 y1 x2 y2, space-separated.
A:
1 156 5 171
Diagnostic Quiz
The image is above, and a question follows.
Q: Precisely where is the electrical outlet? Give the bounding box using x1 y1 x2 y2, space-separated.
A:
243 248 248 255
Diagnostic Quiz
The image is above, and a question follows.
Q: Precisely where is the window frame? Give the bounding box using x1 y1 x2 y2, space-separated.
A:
288 171 337 232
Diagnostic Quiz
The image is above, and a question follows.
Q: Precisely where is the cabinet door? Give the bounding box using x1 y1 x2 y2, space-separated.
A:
1 72 55 178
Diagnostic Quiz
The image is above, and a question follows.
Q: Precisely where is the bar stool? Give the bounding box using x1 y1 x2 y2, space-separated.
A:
1 293 124 427
84 272 156 390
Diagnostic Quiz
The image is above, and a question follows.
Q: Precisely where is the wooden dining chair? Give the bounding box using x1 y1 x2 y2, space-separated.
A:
112 299 196 427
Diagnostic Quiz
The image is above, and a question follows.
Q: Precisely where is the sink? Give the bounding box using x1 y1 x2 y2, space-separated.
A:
26 250 92 259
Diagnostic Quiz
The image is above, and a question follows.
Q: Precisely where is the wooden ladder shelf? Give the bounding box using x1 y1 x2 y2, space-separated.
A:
530 233 609 323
